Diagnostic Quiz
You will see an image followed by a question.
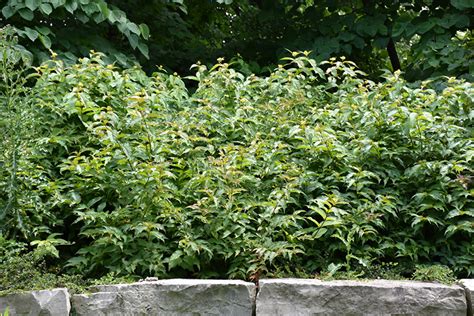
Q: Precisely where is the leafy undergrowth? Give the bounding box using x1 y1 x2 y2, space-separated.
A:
1 29 473 285
0 248 459 296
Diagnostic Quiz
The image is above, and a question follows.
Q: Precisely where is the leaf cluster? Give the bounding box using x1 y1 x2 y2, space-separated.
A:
1 0 153 65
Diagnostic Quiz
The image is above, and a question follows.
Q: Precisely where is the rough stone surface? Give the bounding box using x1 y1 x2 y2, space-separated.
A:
0 288 70 316
459 279 474 316
256 278 467 316
72 279 256 316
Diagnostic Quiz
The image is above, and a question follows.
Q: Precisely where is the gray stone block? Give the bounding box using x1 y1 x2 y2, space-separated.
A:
72 279 256 316
256 278 467 316
0 288 70 316
459 279 473 315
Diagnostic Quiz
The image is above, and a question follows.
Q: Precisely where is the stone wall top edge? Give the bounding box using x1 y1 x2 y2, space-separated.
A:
3 279 473 298
258 278 467 289
91 278 256 290
460 279 474 288
142 278 255 285
0 287 70 298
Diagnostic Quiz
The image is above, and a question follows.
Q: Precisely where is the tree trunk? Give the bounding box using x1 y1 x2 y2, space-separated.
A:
387 37 401 71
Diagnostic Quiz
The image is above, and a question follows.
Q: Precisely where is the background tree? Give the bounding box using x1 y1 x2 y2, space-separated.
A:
1 0 473 79
213 0 473 80
0 0 170 65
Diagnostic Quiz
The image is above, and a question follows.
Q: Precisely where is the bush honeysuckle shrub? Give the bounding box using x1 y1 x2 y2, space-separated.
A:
2 46 473 279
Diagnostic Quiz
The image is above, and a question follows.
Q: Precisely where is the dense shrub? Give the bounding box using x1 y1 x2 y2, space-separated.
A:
1 32 473 279
0 249 86 295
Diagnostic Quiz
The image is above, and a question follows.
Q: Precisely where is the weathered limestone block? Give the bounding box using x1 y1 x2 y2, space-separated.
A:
0 288 70 316
72 279 256 316
256 279 467 316
459 279 474 315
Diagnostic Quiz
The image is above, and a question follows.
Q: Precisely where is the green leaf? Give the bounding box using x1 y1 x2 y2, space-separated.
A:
427 58 440 68
308 205 327 219
40 3 53 15
454 15 470 28
65 256 88 267
352 36 365 49
339 32 355 42
314 228 328 239
18 8 34 21
93 12 106 23
114 52 129 66
24 27 39 41
107 9 116 23
168 250 183 269
97 1 109 18
25 0 40 11
127 22 141 35
50 0 63 8
81 2 99 15
450 0 474 9
38 34 52 49
97 202 106 212
392 21 408 37
137 42 149 59
327 263 343 275
416 19 436 34
139 23 150 40
128 34 139 49
64 0 78 13
111 9 126 23
355 16 383 37
76 12 89 23
2 6 15 19
373 37 389 49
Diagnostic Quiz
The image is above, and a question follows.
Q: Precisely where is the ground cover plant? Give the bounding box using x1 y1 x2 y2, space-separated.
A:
0 28 473 286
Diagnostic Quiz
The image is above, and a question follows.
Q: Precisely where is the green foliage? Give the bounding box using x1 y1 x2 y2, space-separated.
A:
0 26 42 239
183 0 474 79
319 261 414 281
0 235 26 263
89 272 137 286
2 1 473 80
1 26 473 281
0 0 158 65
401 30 474 81
0 249 87 295
358 262 413 281
412 264 457 284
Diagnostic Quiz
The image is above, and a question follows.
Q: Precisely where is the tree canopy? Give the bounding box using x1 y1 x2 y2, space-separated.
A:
1 0 473 79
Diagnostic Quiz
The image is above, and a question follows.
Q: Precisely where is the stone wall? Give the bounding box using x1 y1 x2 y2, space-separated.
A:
1 278 472 316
